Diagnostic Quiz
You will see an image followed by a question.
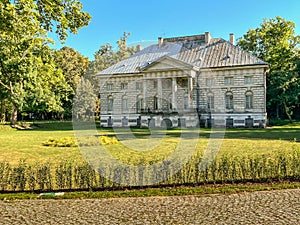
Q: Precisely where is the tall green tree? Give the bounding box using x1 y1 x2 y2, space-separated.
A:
55 47 89 91
0 0 91 124
73 77 96 118
54 47 90 117
237 16 300 120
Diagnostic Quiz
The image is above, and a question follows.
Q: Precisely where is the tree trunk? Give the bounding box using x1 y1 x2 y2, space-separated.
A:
283 101 293 123
0 99 6 123
10 105 18 125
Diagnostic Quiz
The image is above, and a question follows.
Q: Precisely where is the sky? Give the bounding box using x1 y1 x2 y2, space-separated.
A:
51 0 300 60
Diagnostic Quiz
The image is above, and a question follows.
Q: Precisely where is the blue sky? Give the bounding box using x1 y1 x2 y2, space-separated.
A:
51 0 300 59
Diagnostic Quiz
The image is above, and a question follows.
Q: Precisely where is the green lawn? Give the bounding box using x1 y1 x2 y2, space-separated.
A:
0 121 300 166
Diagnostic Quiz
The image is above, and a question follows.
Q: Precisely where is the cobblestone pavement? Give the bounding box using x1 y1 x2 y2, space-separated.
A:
1 189 300 225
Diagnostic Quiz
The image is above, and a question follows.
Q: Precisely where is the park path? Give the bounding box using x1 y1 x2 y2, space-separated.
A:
1 189 300 224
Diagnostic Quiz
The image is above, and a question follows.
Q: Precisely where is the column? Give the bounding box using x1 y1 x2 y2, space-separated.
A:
188 76 193 108
157 78 162 110
143 79 147 111
172 77 177 110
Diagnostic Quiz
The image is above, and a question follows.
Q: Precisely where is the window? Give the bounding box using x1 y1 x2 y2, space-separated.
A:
206 78 213 87
107 83 113 91
136 82 143 90
153 80 157 88
107 96 114 111
224 77 233 86
177 77 188 88
121 82 128 90
184 95 189 109
244 76 252 85
122 96 128 112
245 91 253 109
154 96 158 110
207 93 214 109
163 79 172 89
225 92 233 109
136 96 143 113
169 95 173 110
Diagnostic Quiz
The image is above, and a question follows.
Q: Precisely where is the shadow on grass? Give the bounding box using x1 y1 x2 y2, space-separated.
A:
14 120 300 142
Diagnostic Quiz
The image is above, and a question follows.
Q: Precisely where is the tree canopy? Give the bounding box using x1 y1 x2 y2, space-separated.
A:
0 0 91 124
237 16 300 120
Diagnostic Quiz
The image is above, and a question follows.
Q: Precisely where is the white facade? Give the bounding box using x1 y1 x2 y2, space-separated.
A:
96 33 268 128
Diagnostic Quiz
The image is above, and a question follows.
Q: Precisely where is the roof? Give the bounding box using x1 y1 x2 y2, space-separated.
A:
96 33 268 76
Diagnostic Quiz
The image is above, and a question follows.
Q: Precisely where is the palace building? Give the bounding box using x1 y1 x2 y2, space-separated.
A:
96 32 268 128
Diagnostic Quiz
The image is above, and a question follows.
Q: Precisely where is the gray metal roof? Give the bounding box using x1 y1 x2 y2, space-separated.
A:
97 34 268 76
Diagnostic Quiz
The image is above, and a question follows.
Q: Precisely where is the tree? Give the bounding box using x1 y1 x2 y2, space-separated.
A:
23 50 73 117
0 0 91 124
87 32 138 77
73 78 96 118
55 47 90 91
237 16 300 120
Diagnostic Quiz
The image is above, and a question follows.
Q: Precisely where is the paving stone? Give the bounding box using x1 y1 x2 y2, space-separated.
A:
0 189 300 224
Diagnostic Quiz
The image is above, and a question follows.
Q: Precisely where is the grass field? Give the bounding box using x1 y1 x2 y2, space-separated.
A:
1 120 300 192
1 120 299 166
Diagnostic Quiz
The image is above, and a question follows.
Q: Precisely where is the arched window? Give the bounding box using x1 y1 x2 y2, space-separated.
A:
107 96 114 112
225 92 233 109
245 91 253 109
122 95 128 112
207 92 214 110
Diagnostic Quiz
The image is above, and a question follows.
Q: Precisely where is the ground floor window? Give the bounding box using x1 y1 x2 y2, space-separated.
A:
245 91 253 109
225 92 233 109
207 93 214 110
107 96 114 111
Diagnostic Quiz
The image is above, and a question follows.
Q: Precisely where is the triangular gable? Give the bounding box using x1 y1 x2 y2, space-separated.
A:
141 55 195 72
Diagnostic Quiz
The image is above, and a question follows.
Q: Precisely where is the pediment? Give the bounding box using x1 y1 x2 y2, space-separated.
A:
141 56 193 72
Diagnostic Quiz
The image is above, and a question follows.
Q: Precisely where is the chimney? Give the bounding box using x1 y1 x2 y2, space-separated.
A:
136 45 143 52
205 32 211 43
158 37 164 47
229 33 235 45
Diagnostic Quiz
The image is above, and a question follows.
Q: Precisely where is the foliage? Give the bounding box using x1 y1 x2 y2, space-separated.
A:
54 46 90 91
1 147 300 192
43 137 78 147
237 16 300 120
0 0 91 124
72 77 97 117
87 32 137 76
42 135 118 147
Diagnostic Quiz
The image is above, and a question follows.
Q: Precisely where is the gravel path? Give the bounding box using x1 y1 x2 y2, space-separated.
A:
1 189 300 224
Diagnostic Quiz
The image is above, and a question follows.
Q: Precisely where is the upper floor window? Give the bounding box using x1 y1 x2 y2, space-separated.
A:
153 80 157 88
244 76 253 85
206 78 213 87
224 77 233 86
136 82 143 90
107 83 113 91
225 92 233 109
177 77 188 88
163 79 172 89
121 82 128 90
245 91 253 109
